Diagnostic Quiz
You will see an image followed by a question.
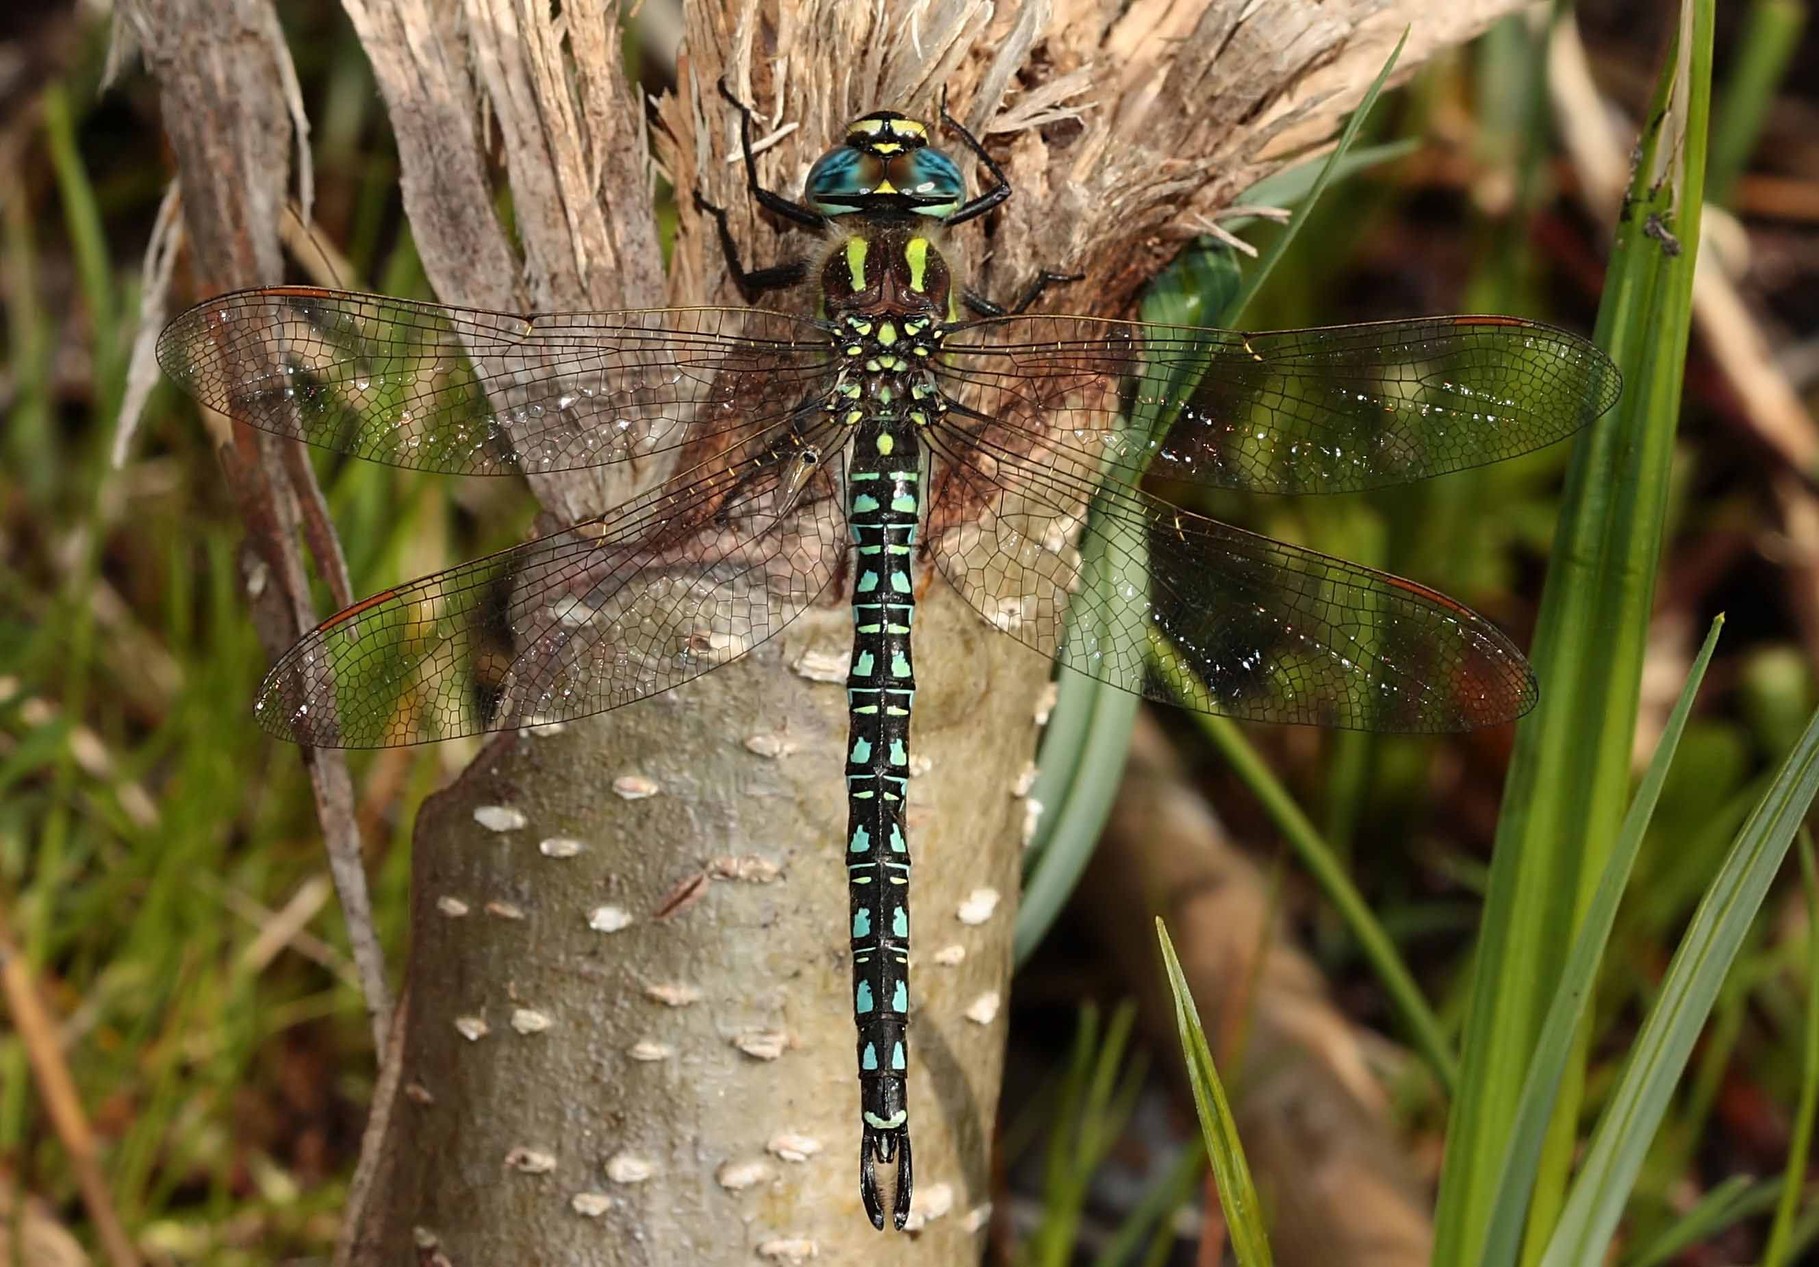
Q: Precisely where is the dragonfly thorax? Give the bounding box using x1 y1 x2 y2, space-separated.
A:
820 225 957 319
818 224 955 438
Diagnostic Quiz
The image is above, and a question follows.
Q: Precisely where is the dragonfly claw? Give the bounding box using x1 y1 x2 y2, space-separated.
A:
860 1126 913 1231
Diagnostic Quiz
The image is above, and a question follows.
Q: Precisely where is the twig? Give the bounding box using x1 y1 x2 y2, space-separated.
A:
0 903 141 1267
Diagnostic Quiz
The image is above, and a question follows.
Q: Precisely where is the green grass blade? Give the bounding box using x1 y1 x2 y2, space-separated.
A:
1156 919 1273 1267
1094 1138 1206 1267
1430 0 1713 1258
1762 828 1819 1267
1706 0 1805 206
1015 681 1141 964
1478 616 1724 1267
1021 1004 1147 1266
1623 1175 1781 1267
1537 698 1819 1265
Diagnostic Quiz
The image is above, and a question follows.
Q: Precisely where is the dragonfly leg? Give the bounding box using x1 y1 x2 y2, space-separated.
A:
938 87 1013 227
694 192 809 303
963 269 1085 317
717 77 826 229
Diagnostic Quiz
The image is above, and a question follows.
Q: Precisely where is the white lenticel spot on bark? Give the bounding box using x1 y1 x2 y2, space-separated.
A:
510 1008 552 1035
473 804 528 832
903 1181 955 1231
956 888 1000 925
504 1148 556 1174
744 732 796 758
604 1153 655 1184
716 1159 770 1190
791 647 849 683
644 982 702 1007
766 1133 823 1162
733 1030 789 1060
612 774 660 800
964 992 1002 1025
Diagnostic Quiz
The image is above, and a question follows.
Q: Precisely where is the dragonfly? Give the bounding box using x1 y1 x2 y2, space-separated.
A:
158 86 1620 1230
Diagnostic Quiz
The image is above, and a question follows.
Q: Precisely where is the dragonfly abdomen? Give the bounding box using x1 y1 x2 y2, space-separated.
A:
845 413 922 1230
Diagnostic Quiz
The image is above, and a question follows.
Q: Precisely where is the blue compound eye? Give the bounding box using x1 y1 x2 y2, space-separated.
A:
806 147 874 216
890 149 964 218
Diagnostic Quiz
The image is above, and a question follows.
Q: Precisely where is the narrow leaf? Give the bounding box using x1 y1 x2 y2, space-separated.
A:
1538 701 1819 1264
1156 918 1274 1267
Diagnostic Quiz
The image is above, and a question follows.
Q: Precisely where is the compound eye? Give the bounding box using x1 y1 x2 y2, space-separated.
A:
806 147 876 216
892 149 964 217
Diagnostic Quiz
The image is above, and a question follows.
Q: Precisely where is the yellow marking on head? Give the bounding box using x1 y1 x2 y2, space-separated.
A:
845 237 869 293
895 119 927 137
877 432 895 455
905 238 930 292
873 179 897 194
849 118 888 136
872 142 903 154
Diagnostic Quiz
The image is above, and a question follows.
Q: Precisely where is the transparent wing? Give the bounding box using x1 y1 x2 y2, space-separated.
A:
258 426 846 747
938 315 1620 494
924 425 1536 733
158 287 836 475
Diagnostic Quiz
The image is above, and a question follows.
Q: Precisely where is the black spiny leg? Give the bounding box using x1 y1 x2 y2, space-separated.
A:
694 192 809 304
717 78 825 229
938 90 1013 227
964 269 1086 317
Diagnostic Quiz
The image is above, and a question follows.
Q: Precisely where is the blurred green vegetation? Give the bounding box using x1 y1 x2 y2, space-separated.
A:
4 0 1819 1262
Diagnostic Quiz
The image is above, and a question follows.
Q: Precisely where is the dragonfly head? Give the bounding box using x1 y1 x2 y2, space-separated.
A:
806 111 964 219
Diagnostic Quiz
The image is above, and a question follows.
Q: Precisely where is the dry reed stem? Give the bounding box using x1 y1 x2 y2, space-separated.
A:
0 904 141 1267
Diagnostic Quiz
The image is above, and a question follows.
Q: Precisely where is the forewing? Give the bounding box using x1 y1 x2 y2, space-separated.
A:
258 427 846 746
158 287 834 475
924 428 1536 732
938 315 1619 494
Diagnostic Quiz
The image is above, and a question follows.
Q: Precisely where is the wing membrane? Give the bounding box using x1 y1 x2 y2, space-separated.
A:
924 426 1535 732
158 287 835 475
258 426 845 746
939 315 1619 495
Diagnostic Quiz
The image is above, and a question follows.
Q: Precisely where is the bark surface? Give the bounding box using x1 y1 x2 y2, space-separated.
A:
127 0 1534 1261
